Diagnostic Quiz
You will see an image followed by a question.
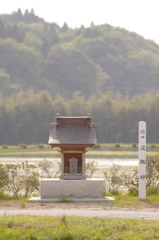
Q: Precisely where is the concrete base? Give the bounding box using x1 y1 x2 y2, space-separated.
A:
28 196 115 202
39 178 106 199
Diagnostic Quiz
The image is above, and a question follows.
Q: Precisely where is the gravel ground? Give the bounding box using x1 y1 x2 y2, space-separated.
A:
0 208 159 220
0 202 159 220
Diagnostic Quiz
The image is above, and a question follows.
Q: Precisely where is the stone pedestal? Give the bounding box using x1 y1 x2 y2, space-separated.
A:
39 179 106 199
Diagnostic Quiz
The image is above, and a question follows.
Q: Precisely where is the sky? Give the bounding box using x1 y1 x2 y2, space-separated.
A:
1 0 159 44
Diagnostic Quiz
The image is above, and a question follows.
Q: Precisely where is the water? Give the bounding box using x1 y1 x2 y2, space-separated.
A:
0 157 138 166
0 157 138 179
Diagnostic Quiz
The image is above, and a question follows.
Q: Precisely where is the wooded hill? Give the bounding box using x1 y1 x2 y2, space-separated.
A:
1 9 159 98
1 9 159 145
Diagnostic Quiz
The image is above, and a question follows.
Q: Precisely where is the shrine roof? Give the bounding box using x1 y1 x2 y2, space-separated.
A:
48 114 97 146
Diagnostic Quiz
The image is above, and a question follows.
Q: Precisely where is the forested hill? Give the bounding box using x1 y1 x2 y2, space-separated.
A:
1 9 159 98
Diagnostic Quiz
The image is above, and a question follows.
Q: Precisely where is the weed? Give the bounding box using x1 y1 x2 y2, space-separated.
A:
20 202 26 208
60 215 67 225
60 196 73 203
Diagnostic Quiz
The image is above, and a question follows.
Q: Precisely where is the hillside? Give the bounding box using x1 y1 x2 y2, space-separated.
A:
1 9 159 98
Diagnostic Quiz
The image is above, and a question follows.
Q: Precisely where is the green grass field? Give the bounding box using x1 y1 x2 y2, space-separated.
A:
0 214 159 240
0 144 159 157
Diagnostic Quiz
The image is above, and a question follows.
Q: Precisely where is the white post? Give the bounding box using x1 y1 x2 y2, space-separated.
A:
138 121 146 199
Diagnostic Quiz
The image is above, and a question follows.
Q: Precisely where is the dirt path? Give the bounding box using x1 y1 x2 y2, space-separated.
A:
0 202 159 220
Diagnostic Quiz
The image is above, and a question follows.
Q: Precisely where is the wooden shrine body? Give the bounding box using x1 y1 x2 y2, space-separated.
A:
48 113 97 180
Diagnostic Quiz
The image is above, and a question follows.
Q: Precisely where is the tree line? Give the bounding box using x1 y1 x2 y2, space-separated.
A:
1 10 159 99
0 91 159 145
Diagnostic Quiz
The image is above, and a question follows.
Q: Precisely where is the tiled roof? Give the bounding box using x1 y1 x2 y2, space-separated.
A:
48 122 97 145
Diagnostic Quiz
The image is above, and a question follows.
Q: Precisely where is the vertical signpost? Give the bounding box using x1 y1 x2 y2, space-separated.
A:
138 121 146 199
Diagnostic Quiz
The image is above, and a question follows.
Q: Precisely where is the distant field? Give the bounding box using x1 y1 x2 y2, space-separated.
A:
0 144 158 157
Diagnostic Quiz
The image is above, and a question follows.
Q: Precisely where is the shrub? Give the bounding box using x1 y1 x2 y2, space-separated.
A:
151 144 156 148
132 143 137 148
146 157 159 194
0 190 13 199
3 163 22 197
37 144 44 149
104 157 159 196
128 187 138 196
38 159 54 178
104 164 126 194
94 144 100 149
2 145 8 149
1 162 39 198
104 165 138 195
86 160 98 178
21 161 39 197
115 144 120 148
19 144 27 149
38 159 61 178
146 186 159 196
0 165 6 188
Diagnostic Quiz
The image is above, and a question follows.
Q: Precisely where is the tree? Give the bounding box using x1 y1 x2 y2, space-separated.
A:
0 18 5 38
12 24 23 42
44 46 100 98
61 22 69 32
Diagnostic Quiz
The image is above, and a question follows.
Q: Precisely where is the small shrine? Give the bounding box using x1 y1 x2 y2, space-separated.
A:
35 113 106 201
48 113 97 180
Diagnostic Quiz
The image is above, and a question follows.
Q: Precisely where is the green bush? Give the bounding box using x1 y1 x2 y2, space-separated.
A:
85 160 98 178
38 159 54 178
132 143 137 148
151 144 156 148
1 162 39 198
115 143 120 148
0 191 13 199
19 144 27 149
2 145 8 149
103 164 127 194
128 187 138 196
104 157 159 196
37 144 44 149
93 144 100 149
146 186 159 196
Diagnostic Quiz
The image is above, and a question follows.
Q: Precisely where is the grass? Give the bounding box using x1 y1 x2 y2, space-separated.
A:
0 144 158 157
111 195 159 209
0 194 159 239
60 196 73 203
1 194 159 210
0 215 159 239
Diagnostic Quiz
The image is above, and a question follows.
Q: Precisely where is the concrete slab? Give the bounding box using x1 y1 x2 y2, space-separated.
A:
28 196 115 202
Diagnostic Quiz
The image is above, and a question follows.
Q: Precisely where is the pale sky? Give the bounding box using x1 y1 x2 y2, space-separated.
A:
1 0 159 44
